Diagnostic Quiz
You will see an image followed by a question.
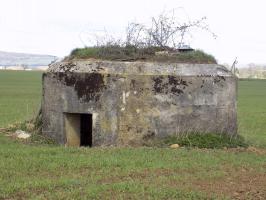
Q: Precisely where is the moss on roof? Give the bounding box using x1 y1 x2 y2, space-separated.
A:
65 46 217 64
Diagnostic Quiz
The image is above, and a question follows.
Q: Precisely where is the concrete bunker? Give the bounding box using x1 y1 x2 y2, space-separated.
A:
42 60 237 147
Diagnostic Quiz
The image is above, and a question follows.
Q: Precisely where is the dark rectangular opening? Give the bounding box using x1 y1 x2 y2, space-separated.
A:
80 114 92 147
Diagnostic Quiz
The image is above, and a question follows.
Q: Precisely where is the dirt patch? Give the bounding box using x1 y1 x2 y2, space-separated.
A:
193 170 266 199
0 128 7 132
96 161 266 199
225 146 266 155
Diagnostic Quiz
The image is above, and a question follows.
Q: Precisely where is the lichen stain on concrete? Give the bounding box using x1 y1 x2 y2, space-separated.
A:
214 75 226 83
56 72 106 102
130 79 136 89
58 62 76 72
152 75 191 95
153 76 166 93
168 75 188 86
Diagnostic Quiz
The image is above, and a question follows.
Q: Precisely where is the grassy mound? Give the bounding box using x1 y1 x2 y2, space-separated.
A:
145 133 248 149
67 46 217 64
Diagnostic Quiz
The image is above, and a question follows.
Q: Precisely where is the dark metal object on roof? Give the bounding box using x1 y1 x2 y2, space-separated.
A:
178 45 194 52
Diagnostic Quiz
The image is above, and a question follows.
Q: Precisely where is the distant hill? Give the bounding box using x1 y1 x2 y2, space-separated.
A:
0 51 57 67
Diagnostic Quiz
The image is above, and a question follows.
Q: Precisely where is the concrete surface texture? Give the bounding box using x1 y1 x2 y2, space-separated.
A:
42 60 237 146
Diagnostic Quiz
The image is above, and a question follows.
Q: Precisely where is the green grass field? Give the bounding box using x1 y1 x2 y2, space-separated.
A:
0 71 265 199
238 79 266 147
0 70 42 127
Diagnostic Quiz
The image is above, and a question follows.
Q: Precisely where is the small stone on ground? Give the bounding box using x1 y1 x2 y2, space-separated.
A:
15 130 31 139
170 144 179 149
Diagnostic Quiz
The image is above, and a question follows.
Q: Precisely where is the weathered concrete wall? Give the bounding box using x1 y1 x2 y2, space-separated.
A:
42 61 237 146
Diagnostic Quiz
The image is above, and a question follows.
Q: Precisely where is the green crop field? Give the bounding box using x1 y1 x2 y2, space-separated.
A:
238 79 266 147
0 70 42 127
0 71 265 199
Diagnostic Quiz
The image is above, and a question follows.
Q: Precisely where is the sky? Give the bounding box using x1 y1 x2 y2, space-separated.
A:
0 0 266 66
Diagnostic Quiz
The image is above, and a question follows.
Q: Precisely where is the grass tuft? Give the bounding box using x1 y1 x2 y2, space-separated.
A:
145 133 249 149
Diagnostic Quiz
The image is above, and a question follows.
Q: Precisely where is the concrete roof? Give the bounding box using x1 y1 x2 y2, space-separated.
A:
48 60 233 77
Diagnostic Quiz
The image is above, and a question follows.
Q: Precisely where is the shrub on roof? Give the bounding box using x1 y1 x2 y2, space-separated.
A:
67 9 217 63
